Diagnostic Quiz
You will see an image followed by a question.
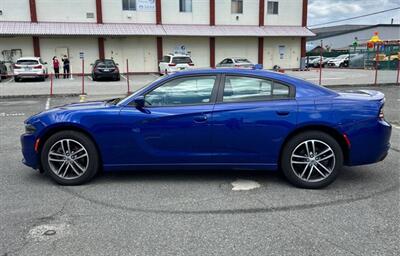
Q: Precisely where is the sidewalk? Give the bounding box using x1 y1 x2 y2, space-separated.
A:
0 69 398 98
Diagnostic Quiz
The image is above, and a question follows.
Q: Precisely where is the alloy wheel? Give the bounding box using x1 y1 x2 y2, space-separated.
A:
47 139 89 180
290 139 336 183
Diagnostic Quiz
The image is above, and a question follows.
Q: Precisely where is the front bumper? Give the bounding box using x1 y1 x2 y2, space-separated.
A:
21 133 39 169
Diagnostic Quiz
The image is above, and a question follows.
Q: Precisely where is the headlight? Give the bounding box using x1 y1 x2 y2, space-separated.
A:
25 124 36 134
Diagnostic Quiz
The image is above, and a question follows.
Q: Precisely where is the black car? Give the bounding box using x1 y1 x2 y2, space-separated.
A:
91 59 120 81
0 61 8 82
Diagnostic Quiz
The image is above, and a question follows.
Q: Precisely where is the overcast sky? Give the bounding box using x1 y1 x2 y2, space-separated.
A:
308 0 400 27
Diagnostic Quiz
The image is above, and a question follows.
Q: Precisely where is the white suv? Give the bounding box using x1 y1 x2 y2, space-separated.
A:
159 54 194 75
13 57 48 82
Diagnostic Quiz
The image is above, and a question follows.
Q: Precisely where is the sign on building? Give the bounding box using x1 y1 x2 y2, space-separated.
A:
137 0 155 11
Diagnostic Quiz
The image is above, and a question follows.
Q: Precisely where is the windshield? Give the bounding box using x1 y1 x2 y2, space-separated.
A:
336 55 348 59
117 76 166 106
96 60 116 68
235 58 251 64
17 60 39 65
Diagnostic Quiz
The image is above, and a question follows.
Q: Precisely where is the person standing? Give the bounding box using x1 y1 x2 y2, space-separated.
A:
62 55 70 79
52 56 60 78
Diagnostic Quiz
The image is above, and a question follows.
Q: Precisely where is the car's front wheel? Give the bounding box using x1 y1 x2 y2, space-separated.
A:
281 131 343 189
41 130 99 185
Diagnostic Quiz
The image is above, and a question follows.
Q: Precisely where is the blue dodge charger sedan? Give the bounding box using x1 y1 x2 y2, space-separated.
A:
21 69 392 188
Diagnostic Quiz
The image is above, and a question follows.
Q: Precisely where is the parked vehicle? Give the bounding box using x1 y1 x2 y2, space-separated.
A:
327 54 358 68
0 61 7 82
305 56 320 67
216 58 254 69
21 69 391 188
159 54 194 75
311 57 333 68
91 59 120 81
13 57 48 82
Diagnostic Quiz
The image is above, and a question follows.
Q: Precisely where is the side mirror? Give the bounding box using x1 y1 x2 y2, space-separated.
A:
116 63 119 66
134 96 145 108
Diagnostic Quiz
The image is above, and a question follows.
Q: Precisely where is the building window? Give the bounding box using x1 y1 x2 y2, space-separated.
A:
122 0 136 11
180 0 192 12
267 1 279 15
231 0 243 14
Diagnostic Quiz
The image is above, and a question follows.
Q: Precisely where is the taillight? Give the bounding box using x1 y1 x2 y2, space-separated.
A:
168 63 176 66
13 64 21 69
33 65 42 69
188 63 194 66
379 107 384 119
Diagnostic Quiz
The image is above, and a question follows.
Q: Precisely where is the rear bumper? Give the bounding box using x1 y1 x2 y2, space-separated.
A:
93 72 119 79
343 119 392 166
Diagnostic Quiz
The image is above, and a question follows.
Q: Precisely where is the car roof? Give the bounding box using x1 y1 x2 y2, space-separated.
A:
17 57 41 60
165 54 190 57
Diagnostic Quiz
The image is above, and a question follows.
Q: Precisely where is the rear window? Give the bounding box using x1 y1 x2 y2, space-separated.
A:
96 60 115 68
172 57 192 64
16 60 39 65
234 58 251 64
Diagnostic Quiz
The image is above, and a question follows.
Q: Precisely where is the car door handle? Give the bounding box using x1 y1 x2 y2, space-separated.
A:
276 111 290 116
193 114 208 123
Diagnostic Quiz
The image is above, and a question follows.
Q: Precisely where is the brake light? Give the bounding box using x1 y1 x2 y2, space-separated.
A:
168 63 176 66
33 65 42 69
188 63 194 66
13 64 21 69
379 108 384 119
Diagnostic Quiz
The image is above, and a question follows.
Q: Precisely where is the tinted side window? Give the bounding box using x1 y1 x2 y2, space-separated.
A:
222 76 290 102
145 76 216 106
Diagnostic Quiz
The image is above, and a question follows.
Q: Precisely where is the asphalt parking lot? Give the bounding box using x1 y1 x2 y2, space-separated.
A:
0 86 399 255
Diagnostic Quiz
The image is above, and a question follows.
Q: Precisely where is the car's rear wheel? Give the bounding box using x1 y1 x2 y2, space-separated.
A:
281 131 343 189
41 131 99 185
14 76 21 82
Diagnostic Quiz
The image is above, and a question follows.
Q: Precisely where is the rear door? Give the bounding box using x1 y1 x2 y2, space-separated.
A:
211 74 298 165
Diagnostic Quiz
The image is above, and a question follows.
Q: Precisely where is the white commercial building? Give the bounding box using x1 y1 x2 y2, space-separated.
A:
0 0 313 73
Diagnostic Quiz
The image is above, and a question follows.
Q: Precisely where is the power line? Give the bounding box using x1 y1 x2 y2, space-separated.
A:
309 7 400 27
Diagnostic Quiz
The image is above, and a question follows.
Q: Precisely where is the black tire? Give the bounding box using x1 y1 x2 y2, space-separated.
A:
92 75 97 81
280 131 343 189
40 130 100 185
14 76 21 82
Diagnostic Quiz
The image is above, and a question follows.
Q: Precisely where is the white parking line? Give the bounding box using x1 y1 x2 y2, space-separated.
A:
392 124 400 130
87 75 93 81
120 74 127 80
5 77 14 83
45 97 51 110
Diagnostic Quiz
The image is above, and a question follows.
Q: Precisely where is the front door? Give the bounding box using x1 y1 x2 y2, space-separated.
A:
211 75 298 166
119 75 219 165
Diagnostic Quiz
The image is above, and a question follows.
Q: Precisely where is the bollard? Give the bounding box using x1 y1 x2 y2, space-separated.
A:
319 40 323 85
374 43 380 86
397 57 399 86
126 59 131 94
81 59 85 95
50 73 53 97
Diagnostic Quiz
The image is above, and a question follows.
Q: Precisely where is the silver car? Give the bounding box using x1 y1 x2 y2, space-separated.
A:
216 58 254 69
